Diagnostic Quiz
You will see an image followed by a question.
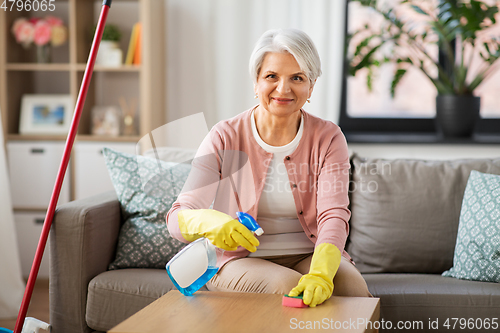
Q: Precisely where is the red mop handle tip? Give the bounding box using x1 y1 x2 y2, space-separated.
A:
103 0 112 7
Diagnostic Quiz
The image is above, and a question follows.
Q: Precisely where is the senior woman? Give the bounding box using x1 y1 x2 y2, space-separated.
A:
166 28 371 307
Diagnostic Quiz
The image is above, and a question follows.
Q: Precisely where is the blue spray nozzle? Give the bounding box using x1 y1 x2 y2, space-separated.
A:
236 212 264 236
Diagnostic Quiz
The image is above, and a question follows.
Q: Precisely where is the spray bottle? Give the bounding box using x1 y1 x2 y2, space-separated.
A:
166 211 263 296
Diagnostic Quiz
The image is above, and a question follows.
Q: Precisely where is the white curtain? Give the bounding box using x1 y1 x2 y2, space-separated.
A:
165 0 347 130
0 112 25 319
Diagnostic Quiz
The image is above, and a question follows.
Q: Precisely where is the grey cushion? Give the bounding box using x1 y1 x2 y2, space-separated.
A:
348 155 500 274
86 269 208 332
363 274 500 332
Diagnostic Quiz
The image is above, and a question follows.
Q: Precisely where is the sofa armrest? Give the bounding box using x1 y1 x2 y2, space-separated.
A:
49 191 121 333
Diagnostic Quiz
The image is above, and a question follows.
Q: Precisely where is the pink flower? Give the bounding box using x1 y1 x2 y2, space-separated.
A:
33 20 51 46
11 17 28 36
45 16 63 27
13 20 35 48
29 17 41 24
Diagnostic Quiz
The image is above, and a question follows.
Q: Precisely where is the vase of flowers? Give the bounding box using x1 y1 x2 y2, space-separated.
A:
36 43 51 63
11 16 68 63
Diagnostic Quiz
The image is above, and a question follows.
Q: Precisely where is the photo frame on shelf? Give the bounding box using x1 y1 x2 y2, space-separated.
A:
19 95 74 135
91 105 122 137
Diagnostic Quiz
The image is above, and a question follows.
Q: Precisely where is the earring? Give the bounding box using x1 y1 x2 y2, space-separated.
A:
254 94 258 99
307 99 311 103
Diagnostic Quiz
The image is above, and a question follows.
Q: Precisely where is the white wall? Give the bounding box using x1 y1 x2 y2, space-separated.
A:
0 112 25 318
164 0 346 128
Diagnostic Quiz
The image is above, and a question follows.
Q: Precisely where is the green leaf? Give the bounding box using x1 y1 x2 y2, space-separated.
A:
444 19 460 32
367 67 373 92
431 22 448 42
468 73 484 92
353 35 377 58
433 79 454 95
411 5 429 16
390 68 407 97
455 64 467 92
438 11 452 22
352 43 384 72
484 42 491 55
438 2 452 12
479 51 488 62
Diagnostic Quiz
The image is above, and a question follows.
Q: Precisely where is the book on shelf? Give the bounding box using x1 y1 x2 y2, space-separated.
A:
133 23 142 65
125 22 141 65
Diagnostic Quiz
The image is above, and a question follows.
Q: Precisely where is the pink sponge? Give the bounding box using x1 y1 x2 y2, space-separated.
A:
282 294 308 308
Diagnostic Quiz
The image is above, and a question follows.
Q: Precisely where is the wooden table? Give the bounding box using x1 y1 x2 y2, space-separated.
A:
109 291 380 333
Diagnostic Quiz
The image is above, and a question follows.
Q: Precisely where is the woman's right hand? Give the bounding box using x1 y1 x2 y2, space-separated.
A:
177 209 259 252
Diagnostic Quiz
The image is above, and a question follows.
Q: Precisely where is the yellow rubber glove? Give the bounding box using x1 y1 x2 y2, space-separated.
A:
178 209 259 252
288 243 341 307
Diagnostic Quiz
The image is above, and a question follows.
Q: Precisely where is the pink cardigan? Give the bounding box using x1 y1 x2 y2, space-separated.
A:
166 108 351 266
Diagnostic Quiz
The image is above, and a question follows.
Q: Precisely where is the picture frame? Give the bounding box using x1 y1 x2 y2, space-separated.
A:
91 105 122 137
19 94 74 135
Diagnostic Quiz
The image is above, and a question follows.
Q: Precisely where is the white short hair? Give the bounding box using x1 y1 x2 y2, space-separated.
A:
249 29 322 84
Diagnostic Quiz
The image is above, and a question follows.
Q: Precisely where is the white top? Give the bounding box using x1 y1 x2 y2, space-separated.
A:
248 110 315 257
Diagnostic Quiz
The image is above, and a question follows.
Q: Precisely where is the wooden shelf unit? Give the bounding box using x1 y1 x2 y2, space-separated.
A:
0 1 165 277
0 0 165 142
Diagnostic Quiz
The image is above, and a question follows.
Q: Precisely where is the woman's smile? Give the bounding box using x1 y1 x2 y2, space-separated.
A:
272 97 294 104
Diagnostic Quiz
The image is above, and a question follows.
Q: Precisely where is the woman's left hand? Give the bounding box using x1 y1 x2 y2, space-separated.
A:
288 243 341 307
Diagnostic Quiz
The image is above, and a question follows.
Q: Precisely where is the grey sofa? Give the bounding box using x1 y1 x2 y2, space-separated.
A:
50 156 500 333
49 191 208 333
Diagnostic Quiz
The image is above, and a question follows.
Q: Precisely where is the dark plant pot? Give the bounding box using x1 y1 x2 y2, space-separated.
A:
435 95 480 138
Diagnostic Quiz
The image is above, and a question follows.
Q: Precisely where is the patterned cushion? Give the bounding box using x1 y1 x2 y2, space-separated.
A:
442 171 500 282
102 147 190 269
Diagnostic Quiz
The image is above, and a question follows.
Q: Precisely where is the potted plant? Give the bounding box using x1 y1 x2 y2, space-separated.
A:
347 0 500 137
94 24 123 67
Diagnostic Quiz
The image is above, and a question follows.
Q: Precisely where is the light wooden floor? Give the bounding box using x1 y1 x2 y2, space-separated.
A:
0 279 50 331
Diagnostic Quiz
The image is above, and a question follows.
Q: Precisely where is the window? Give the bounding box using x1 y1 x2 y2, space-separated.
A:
340 0 500 136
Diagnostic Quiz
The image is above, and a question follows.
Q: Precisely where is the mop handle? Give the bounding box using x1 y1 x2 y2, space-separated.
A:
13 1 112 332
